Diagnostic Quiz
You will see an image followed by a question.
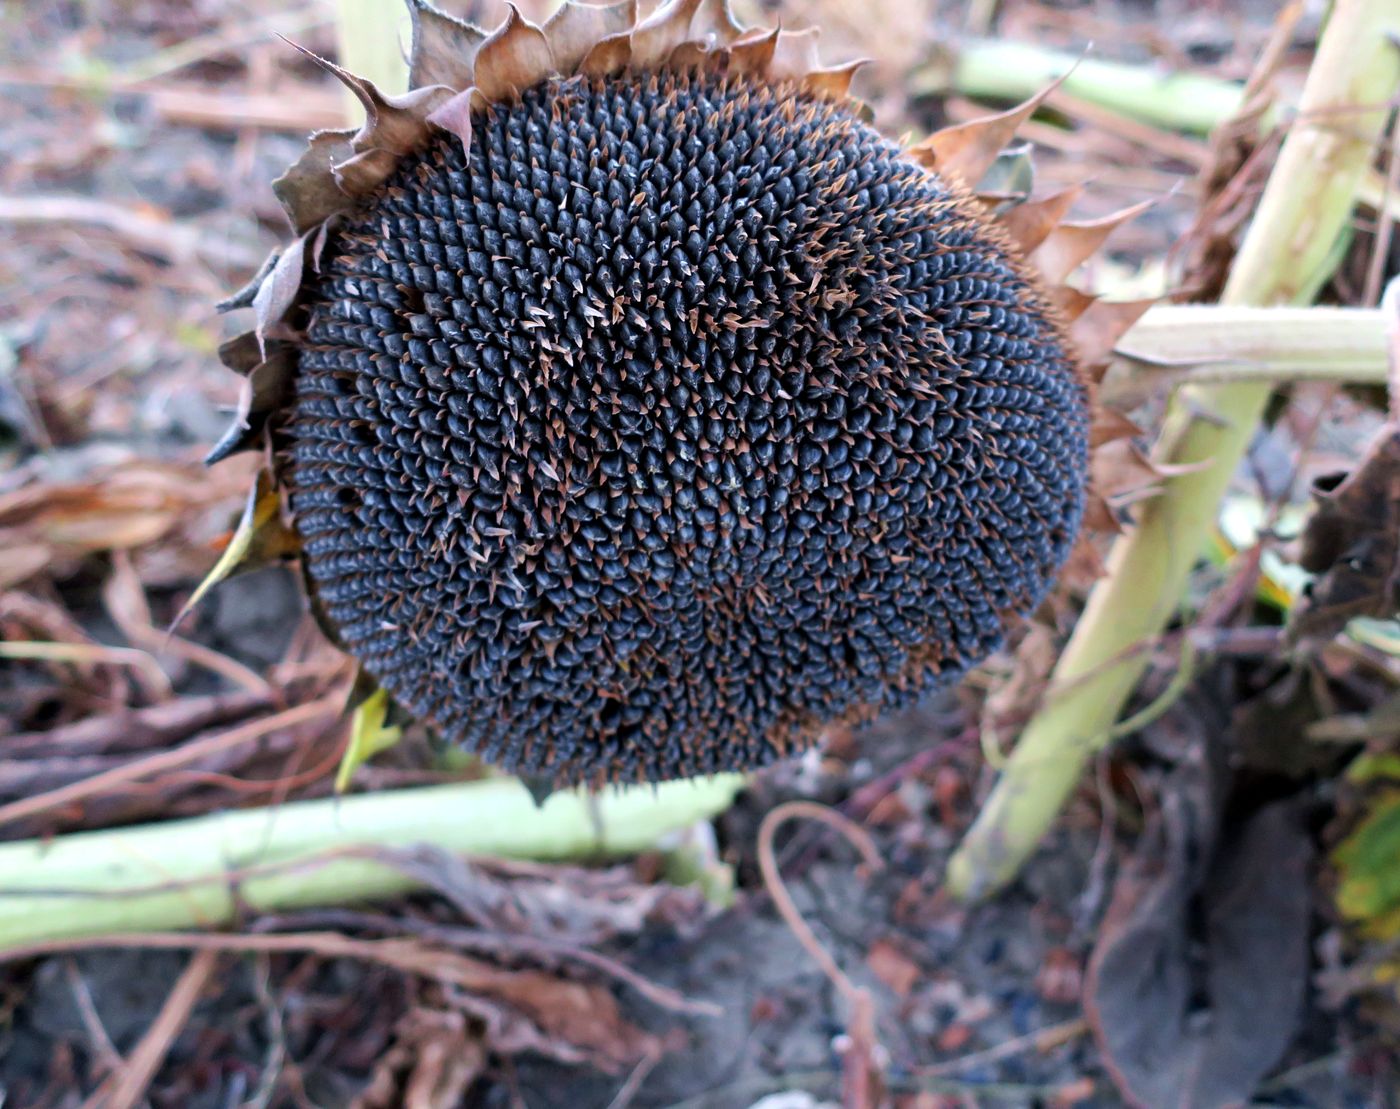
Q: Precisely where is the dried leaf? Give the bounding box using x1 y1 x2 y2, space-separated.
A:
1089 407 1141 449
216 249 280 313
974 142 1035 203
1070 297 1156 375
407 0 487 91
473 4 556 102
998 186 1083 254
666 40 719 72
1087 780 1312 1109
728 27 778 77
1091 439 1163 503
427 88 483 148
579 32 633 76
331 146 403 198
352 1007 486 1109
1032 199 1155 285
271 129 357 234
1289 425 1400 646
216 330 263 376
1047 283 1097 323
205 348 294 464
630 0 705 67
907 73 1068 187
768 27 822 81
252 233 310 355
543 0 637 74
800 59 866 101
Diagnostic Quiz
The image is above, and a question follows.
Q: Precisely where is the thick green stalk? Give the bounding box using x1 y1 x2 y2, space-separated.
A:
0 775 744 949
335 0 408 101
947 0 1400 902
919 38 1245 135
1105 305 1388 404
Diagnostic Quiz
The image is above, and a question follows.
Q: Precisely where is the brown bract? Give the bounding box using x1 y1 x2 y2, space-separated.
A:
209 0 1151 713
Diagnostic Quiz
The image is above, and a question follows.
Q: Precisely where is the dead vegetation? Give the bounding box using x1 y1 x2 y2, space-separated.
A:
2 0 1400 1106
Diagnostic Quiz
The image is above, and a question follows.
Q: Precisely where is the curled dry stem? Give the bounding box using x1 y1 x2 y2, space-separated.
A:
757 800 885 1109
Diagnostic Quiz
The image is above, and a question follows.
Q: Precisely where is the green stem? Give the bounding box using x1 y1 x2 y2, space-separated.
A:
918 38 1246 135
0 775 744 950
946 0 1400 903
335 0 408 102
1105 305 1388 404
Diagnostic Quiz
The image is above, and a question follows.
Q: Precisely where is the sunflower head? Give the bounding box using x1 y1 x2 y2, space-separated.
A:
211 0 1147 785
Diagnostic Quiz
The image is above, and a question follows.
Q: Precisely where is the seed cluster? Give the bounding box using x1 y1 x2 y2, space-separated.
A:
282 69 1088 784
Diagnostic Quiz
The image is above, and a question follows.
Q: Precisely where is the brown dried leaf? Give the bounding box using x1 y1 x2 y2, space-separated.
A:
427 88 485 148
1032 198 1155 285
666 40 719 72
473 3 556 101
1087 779 1312 1109
1070 297 1156 376
332 146 403 199
1091 438 1162 502
543 0 637 74
352 1007 486 1109
630 0 704 67
467 963 667 1072
1289 424 1400 645
271 129 356 234
1089 407 1142 449
290 42 454 156
216 250 279 313
728 26 778 77
907 74 1067 187
998 186 1083 255
1047 283 1097 323
800 59 866 101
866 938 921 999
580 32 633 76
407 0 487 91
206 349 294 464
1081 491 1121 536
252 234 310 355
769 27 822 81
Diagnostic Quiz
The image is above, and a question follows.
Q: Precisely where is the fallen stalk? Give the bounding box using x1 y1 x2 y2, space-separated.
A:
0 775 744 950
947 0 1400 902
1105 304 1389 405
925 38 1246 135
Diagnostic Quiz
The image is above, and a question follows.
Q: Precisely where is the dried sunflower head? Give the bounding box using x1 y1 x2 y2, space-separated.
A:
211 0 1147 786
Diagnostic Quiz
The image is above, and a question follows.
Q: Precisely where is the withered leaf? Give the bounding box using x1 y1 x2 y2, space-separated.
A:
543 0 637 74
768 27 822 81
271 129 357 234
907 72 1069 186
1289 424 1400 646
407 0 487 91
630 0 706 68
473 4 556 102
1086 732 1312 1109
1033 198 1155 285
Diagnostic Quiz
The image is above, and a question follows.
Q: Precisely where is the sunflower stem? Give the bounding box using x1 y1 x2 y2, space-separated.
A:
335 0 408 106
946 0 1400 903
0 775 745 950
923 38 1245 135
1105 305 1389 405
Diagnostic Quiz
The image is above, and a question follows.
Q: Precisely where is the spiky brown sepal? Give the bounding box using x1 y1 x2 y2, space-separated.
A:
210 0 1150 785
